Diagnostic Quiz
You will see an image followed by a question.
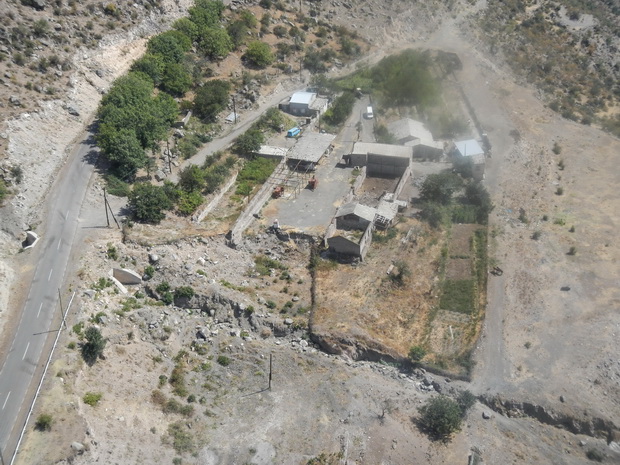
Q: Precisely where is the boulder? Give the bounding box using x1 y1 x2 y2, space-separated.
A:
71 442 85 453
112 268 142 285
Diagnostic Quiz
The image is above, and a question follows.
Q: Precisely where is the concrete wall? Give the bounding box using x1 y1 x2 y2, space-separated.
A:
351 166 367 194
327 235 361 257
393 162 412 200
358 222 374 261
336 215 371 231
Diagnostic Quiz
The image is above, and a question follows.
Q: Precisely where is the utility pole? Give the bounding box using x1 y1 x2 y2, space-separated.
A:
299 56 303 82
58 288 67 330
166 140 172 173
268 354 273 390
103 188 110 227
232 96 237 123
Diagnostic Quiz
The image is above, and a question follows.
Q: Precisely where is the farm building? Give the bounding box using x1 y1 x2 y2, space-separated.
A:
287 132 335 169
335 202 377 230
387 118 444 159
346 142 413 177
452 139 485 181
279 91 328 117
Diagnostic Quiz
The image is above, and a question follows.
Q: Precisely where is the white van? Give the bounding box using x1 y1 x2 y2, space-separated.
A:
366 106 374 119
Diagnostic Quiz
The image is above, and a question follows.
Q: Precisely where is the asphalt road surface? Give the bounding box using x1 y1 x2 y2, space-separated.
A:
0 131 98 462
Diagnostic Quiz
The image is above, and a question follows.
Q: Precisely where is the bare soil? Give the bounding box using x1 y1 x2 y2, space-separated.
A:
2 0 620 464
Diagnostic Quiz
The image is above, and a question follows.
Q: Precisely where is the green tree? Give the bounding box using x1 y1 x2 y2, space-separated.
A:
81 326 107 366
420 173 462 205
128 183 174 223
189 0 225 30
147 30 191 64
456 390 476 414
193 79 230 121
323 92 355 126
227 20 248 49
233 129 265 155
131 53 165 85
244 41 274 68
178 164 205 192
239 10 257 28
161 62 192 96
96 125 146 179
464 182 493 223
173 17 200 42
418 395 463 439
200 27 233 60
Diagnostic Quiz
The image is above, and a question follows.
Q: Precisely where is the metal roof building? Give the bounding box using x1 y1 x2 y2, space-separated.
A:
288 132 335 163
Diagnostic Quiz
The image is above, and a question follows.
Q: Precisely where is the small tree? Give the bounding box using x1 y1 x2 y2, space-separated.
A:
81 326 107 366
418 395 463 439
233 129 265 155
420 173 462 205
244 41 274 68
128 183 174 224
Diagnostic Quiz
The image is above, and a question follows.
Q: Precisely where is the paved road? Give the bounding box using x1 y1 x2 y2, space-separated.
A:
0 132 98 462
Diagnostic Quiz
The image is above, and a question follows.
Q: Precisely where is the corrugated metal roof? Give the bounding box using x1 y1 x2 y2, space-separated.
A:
335 202 377 222
258 145 289 157
290 91 316 105
352 142 413 158
288 132 335 163
454 139 484 158
376 200 398 221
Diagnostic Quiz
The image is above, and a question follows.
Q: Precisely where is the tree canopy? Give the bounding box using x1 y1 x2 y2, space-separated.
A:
244 41 274 68
128 183 174 223
193 79 230 121
189 0 225 31
418 395 463 439
97 72 178 177
233 129 265 155
372 50 439 109
81 326 107 366
419 173 463 205
200 27 233 59
147 30 192 64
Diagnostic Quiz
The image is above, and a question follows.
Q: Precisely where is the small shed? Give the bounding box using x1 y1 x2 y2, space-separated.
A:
452 139 485 181
289 91 317 116
387 118 444 159
256 145 289 159
335 202 377 230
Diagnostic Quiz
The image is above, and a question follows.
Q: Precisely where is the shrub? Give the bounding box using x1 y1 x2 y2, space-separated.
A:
586 448 604 462
81 327 107 365
555 187 564 195
35 413 53 432
244 41 274 68
567 246 577 256
418 396 463 439
408 345 426 362
83 392 103 407
456 390 476 414
420 173 463 205
217 355 231 366
552 142 562 155
174 286 195 300
531 231 541 240
144 266 155 279
167 422 194 454
105 175 131 197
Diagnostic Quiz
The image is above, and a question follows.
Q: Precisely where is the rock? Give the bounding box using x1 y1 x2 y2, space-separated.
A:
67 105 80 116
173 129 185 138
31 0 47 10
422 375 433 386
71 442 85 453
197 257 206 266
9 95 21 106
284 318 293 325
148 253 159 264
155 170 166 181
559 395 565 403
300 339 308 348
482 411 491 420
579 440 587 447
95 69 104 78
292 296 300 302
196 329 207 340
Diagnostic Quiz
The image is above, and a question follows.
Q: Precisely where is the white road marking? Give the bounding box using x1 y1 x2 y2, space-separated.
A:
48 269 53 281
22 342 30 361
57 238 62 250
37 302 43 318
2 392 10 410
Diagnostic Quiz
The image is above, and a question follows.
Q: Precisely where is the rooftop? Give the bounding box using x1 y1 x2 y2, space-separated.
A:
352 142 413 159
335 202 377 223
290 91 317 105
288 132 335 163
257 145 289 158
454 139 484 158
387 118 440 148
